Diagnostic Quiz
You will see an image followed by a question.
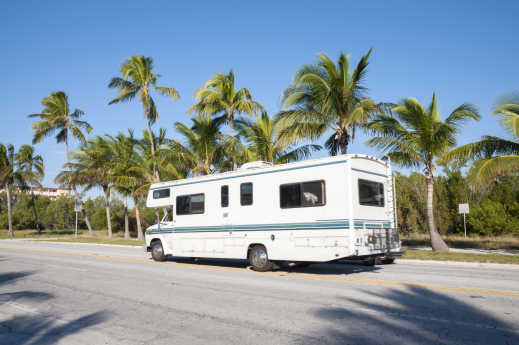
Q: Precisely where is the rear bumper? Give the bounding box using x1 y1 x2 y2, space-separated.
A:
382 250 405 258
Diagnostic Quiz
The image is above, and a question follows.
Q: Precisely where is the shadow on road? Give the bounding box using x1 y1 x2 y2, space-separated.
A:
165 257 382 275
311 286 519 345
0 271 111 345
0 271 36 286
1 311 110 345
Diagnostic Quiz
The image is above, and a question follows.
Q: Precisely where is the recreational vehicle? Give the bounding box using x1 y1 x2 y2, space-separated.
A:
144 154 403 271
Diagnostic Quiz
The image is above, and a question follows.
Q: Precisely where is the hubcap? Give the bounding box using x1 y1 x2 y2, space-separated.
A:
153 244 163 256
252 249 268 267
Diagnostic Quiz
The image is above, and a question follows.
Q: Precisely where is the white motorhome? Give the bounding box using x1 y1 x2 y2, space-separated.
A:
144 154 403 271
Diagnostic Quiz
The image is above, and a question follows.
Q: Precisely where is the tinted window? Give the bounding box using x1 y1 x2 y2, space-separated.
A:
302 181 325 206
358 179 384 207
153 188 170 199
176 195 191 215
221 185 229 207
190 194 205 214
176 194 205 215
240 183 253 206
280 180 325 208
280 184 301 208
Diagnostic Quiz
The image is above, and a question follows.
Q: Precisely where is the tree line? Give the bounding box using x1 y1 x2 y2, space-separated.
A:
3 172 518 238
1 50 518 251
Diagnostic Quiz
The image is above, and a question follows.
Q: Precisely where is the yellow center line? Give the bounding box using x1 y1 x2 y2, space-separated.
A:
3 246 519 298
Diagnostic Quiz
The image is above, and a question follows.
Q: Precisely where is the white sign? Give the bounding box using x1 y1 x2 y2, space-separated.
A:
74 201 82 213
458 203 469 214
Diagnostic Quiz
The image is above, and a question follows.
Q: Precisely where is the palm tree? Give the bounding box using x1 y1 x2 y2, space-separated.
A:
119 148 148 241
443 94 519 185
28 91 93 232
106 130 139 239
138 128 186 223
0 144 27 237
236 111 321 164
279 49 377 156
108 56 179 183
56 137 114 237
170 115 225 175
367 93 480 251
15 145 44 233
278 49 377 155
186 70 263 170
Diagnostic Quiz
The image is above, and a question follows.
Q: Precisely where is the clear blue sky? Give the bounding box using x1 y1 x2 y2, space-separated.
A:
2 0 518 191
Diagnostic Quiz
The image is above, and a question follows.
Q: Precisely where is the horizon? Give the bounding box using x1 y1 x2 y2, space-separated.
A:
3 0 518 192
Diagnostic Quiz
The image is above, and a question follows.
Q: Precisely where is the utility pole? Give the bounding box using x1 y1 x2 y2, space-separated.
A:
74 201 82 237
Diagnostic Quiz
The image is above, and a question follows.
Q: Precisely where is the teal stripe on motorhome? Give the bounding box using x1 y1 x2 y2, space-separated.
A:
351 168 388 178
147 220 350 235
146 219 393 235
150 159 348 190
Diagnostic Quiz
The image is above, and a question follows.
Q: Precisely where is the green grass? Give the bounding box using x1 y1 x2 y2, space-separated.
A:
401 234 519 250
0 229 91 239
0 229 144 246
45 237 145 246
402 249 519 265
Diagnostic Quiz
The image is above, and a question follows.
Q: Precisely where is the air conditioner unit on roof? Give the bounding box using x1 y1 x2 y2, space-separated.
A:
238 161 273 170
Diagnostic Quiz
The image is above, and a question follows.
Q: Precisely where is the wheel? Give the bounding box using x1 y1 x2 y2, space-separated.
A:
381 258 395 264
151 240 166 262
363 257 376 266
248 245 273 272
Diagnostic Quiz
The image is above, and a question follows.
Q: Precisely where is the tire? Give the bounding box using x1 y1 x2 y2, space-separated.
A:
151 240 166 262
248 245 273 272
363 257 376 266
381 258 395 265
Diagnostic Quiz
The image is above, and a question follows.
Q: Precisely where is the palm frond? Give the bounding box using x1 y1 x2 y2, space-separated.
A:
469 155 519 186
154 86 180 101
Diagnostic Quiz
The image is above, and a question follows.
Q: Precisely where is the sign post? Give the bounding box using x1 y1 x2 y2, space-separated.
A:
74 201 82 237
458 203 469 238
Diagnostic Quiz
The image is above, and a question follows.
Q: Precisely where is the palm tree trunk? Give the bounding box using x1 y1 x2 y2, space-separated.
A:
124 194 130 239
65 132 93 234
82 209 94 236
147 118 161 224
229 114 237 171
103 186 112 238
146 118 160 182
134 196 143 241
6 184 13 237
426 172 449 251
338 130 349 155
340 143 347 155
30 189 40 234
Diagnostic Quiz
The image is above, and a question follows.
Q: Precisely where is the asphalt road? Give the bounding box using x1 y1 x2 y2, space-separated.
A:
1 240 518 345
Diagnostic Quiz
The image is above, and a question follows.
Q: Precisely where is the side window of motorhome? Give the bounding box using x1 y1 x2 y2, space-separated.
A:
153 188 170 199
358 179 384 207
240 183 253 206
280 180 325 208
221 185 229 207
176 193 205 215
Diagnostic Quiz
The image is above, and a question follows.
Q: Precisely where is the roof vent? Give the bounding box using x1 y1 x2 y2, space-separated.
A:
238 161 273 170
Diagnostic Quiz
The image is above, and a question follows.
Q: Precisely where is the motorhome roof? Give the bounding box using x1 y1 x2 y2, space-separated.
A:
150 154 388 190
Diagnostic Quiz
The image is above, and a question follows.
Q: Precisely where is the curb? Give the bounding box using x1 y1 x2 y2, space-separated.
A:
399 258 519 270
0 238 144 249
